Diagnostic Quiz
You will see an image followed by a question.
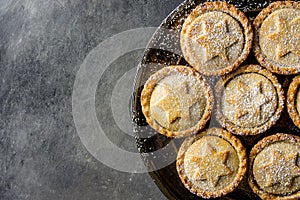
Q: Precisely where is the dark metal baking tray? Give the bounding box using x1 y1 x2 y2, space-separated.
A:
131 0 300 199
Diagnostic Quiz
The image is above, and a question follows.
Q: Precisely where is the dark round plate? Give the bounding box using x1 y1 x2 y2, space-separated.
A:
131 0 300 199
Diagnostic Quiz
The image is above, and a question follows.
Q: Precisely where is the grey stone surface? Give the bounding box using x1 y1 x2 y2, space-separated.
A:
0 0 184 199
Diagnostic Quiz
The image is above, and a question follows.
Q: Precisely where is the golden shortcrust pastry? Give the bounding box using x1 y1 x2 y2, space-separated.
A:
215 64 284 136
180 1 253 76
249 133 300 200
176 128 247 199
140 65 213 138
287 75 300 129
253 1 300 75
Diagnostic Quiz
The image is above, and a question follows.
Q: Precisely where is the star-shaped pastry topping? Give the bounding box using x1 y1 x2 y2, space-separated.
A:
154 86 181 124
154 82 200 125
268 16 300 59
190 141 231 187
225 80 271 120
260 150 300 188
175 81 201 121
225 80 250 119
196 19 239 62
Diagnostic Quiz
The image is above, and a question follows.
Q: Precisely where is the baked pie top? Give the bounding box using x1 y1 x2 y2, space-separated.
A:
140 65 213 138
249 133 300 199
176 128 247 198
215 65 284 135
253 1 300 74
180 1 252 76
287 75 300 129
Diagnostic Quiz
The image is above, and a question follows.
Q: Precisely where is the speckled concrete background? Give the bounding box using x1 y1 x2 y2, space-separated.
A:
0 0 184 199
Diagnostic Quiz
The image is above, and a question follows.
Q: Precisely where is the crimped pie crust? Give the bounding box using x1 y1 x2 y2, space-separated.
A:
180 1 253 76
287 75 300 129
215 64 284 136
248 133 300 200
176 128 247 199
140 65 213 138
253 1 300 75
